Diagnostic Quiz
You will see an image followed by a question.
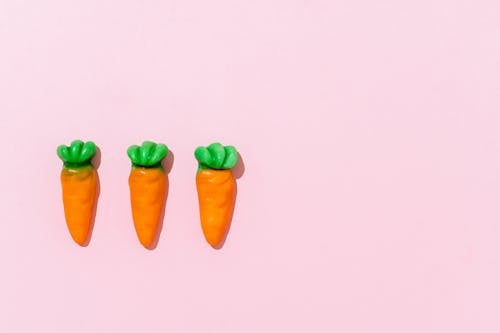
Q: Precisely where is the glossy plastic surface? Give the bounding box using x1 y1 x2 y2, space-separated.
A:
194 142 237 170
56 140 98 246
195 142 238 248
127 141 169 248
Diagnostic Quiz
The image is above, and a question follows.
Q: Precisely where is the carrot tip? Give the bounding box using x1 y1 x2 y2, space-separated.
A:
204 235 222 248
71 235 88 246
139 240 153 249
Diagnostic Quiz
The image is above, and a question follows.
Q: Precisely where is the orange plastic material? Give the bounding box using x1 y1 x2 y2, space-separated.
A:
129 167 167 248
196 169 236 247
60 166 97 245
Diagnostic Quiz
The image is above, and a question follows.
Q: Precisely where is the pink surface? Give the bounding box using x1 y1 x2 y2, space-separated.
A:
1 0 500 332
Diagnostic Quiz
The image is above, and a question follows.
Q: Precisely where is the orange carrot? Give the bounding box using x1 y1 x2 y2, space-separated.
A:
195 143 238 247
57 140 98 245
127 141 168 248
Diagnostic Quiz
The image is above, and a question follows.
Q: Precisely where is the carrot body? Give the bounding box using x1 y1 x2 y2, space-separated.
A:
129 167 167 248
196 169 236 247
60 166 97 245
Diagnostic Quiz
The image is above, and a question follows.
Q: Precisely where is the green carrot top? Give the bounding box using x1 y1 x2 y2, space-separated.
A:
57 140 97 168
195 142 238 171
127 141 168 168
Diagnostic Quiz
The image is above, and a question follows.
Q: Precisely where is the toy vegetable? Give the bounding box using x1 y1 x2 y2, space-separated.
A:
127 141 169 248
56 140 98 245
195 142 238 247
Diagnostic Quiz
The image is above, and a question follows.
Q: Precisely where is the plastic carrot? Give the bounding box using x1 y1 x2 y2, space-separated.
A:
127 141 169 248
57 140 98 246
195 142 238 247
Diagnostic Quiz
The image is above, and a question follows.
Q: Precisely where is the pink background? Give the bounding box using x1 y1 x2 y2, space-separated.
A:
1 0 500 332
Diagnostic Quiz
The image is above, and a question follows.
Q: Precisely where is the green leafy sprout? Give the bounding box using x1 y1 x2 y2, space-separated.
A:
127 141 168 168
195 142 238 171
57 140 97 168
